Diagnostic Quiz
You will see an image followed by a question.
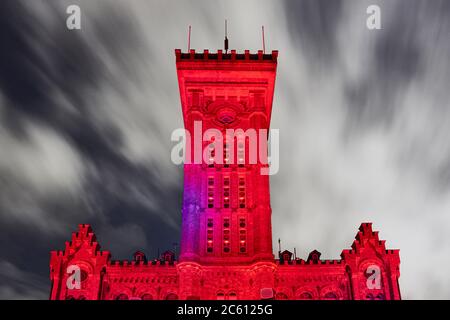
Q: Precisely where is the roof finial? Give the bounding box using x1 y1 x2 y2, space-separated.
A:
172 242 178 259
262 25 265 54
224 19 229 53
187 25 191 52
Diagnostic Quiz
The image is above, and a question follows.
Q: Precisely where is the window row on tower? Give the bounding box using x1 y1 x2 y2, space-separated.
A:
205 217 247 254
207 218 214 253
206 175 246 209
188 91 266 111
207 141 247 167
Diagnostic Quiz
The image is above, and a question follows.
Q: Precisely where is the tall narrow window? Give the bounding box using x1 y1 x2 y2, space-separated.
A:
208 177 215 208
237 140 245 167
208 143 215 167
191 91 200 107
253 92 264 108
223 143 230 167
223 176 230 208
238 176 246 208
239 218 247 253
223 218 230 253
207 218 213 253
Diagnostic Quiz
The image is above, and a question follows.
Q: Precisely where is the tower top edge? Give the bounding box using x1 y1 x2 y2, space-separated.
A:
175 49 278 63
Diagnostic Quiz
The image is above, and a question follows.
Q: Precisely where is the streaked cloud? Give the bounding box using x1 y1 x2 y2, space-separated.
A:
0 0 449 299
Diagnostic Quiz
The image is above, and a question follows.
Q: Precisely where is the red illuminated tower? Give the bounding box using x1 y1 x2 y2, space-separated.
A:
49 46 401 300
176 48 277 265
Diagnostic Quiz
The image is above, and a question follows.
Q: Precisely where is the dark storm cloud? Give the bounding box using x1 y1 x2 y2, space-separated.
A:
0 260 48 299
276 0 450 299
283 0 343 64
343 1 450 132
340 0 450 194
0 1 129 148
374 7 423 82
343 1 424 130
0 0 182 298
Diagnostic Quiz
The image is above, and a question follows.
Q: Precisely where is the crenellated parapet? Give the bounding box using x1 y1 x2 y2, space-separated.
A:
175 49 278 64
105 262 179 300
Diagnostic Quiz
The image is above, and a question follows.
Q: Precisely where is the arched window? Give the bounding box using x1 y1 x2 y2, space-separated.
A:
133 251 147 263
238 176 246 208
323 292 338 300
223 143 230 167
116 293 129 300
80 269 89 282
206 218 214 253
223 176 230 208
207 143 215 167
227 292 237 300
66 295 87 300
299 292 313 300
216 292 225 300
275 292 288 300
223 218 230 253
237 140 245 166
366 293 374 300
363 264 382 290
141 294 153 300
165 293 179 300
376 293 385 300
207 176 215 208
239 223 246 253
